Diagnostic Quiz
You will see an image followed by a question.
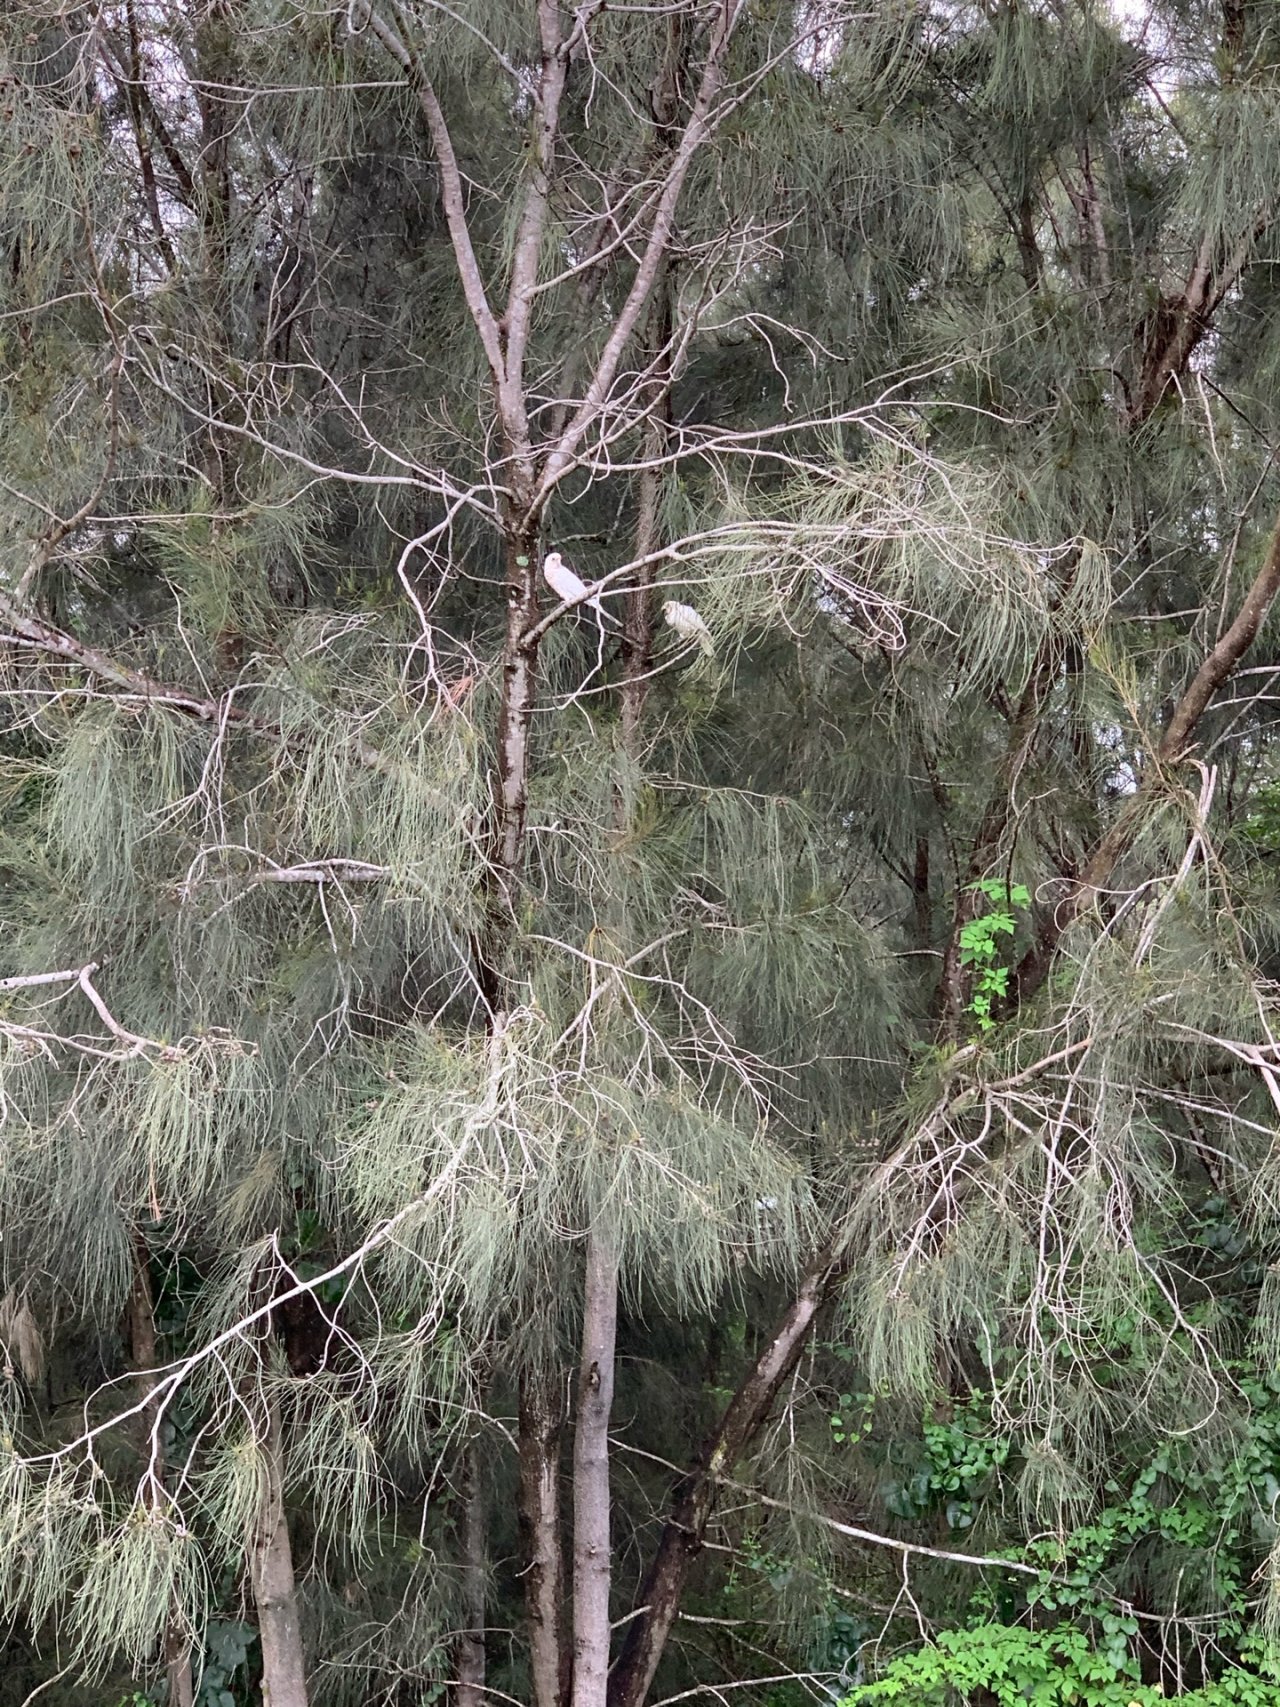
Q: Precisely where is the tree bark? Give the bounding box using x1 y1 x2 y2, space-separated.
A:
518 1367 568 1707
494 526 543 877
608 1244 846 1707
935 637 1062 1038
912 835 932 948
455 1438 488 1707
127 1239 195 1707
250 1396 309 1707
570 1232 619 1707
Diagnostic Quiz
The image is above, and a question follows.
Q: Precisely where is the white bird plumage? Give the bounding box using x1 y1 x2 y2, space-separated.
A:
662 599 714 657
542 551 618 626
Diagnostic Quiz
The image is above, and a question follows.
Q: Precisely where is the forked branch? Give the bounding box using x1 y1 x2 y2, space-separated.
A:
1017 502 1280 1001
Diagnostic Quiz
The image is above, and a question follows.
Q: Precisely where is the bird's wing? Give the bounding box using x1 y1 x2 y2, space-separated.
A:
665 601 714 654
545 561 587 602
543 555 619 626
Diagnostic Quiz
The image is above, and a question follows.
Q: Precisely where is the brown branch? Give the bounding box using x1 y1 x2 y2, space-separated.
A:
1014 192 1044 294
117 1 178 272
1129 202 1274 427
519 1368 569 1707
1017 503 1280 1002
98 21 197 208
607 1242 846 1707
0 598 400 776
0 598 267 719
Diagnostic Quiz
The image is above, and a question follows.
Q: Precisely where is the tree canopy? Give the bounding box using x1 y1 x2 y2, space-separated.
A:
5 1 1280 1704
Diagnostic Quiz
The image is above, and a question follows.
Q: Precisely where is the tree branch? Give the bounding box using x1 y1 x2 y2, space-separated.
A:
0 597 401 777
607 1241 845 1707
361 6 505 382
534 0 746 513
1016 503 1280 1001
1129 202 1275 426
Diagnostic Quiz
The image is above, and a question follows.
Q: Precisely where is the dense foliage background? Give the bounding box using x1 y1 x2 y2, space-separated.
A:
5 1 1280 1703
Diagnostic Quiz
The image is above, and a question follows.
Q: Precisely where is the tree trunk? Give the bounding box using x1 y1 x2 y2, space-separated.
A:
597 269 677 1707
518 1367 568 1707
455 1437 488 1707
250 1396 309 1707
127 1238 195 1707
475 518 543 1008
570 1231 619 1707
608 1244 846 1707
912 835 931 949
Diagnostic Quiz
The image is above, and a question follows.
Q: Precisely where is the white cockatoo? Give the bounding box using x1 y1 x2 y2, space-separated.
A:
662 598 714 657
542 551 617 625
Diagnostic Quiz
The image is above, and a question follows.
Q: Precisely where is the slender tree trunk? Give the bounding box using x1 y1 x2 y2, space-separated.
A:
127 1238 195 1707
250 1395 309 1707
570 1232 619 1707
519 1367 569 1707
455 1437 488 1707
476 516 543 1007
934 629 1062 1038
608 1244 845 1707
488 514 561 1704
912 835 931 949
595 270 677 1707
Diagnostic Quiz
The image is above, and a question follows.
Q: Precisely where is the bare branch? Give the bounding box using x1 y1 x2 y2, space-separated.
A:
535 0 747 513
359 5 505 382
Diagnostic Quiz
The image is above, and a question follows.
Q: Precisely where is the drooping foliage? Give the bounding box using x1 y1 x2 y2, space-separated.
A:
5 1 1280 1705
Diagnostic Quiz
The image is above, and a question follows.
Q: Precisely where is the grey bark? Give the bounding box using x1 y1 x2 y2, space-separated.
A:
569 1232 619 1707
250 1397 309 1707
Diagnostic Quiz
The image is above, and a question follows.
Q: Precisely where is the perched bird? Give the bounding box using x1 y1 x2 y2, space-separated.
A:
542 551 618 625
662 598 714 657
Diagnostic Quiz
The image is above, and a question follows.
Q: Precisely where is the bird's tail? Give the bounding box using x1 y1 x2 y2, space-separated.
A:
587 597 620 628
